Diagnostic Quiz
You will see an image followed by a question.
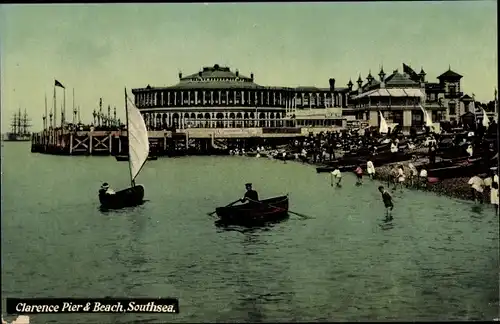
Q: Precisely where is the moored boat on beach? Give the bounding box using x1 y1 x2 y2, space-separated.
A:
316 164 357 173
215 195 289 226
427 157 487 180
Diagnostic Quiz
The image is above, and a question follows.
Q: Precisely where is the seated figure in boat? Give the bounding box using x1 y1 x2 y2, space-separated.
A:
241 183 259 205
100 183 116 195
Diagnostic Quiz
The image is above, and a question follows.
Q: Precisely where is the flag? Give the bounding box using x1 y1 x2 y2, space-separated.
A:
402 63 420 82
55 80 65 89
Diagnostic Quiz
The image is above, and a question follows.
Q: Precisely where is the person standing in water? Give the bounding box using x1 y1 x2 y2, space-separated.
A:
354 165 363 185
397 164 405 190
408 161 418 188
378 186 394 221
367 160 375 180
331 166 342 187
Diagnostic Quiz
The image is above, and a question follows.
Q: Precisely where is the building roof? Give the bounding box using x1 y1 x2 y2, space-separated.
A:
164 64 263 90
352 88 424 99
461 94 473 101
384 71 420 87
437 69 463 79
132 64 349 93
362 79 381 91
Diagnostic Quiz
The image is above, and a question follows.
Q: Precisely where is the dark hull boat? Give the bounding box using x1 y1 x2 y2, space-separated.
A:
115 155 158 161
99 185 145 209
427 158 486 180
316 164 357 173
358 152 411 166
215 195 289 226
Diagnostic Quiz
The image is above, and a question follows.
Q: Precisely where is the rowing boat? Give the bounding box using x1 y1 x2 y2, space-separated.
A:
99 185 145 209
215 195 289 225
316 164 357 173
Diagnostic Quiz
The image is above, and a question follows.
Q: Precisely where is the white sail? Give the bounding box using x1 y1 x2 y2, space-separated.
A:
379 111 389 134
419 105 433 127
471 94 476 121
482 108 490 127
126 92 149 182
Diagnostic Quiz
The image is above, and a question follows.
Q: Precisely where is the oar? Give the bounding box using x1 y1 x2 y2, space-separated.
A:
247 198 314 219
207 199 241 216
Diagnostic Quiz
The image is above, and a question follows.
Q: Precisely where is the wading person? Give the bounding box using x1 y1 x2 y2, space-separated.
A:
397 164 405 190
331 166 342 187
492 180 499 215
408 162 418 188
468 175 485 203
355 165 363 185
378 186 394 221
484 170 499 213
367 160 375 180
241 183 259 205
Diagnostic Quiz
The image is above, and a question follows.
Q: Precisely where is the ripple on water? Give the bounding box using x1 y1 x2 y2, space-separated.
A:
1 152 498 322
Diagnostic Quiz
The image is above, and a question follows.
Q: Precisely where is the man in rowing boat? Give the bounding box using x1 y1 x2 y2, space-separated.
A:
378 186 394 221
100 183 116 195
241 183 259 205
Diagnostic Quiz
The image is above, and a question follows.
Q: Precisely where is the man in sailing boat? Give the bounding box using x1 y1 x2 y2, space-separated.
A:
100 183 116 195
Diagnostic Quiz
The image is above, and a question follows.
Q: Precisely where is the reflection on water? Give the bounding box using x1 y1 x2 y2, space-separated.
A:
1 146 498 322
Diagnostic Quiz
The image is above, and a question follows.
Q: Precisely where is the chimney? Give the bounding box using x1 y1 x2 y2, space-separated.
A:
236 70 239 77
329 78 336 92
198 71 202 77
179 72 182 80
250 73 254 81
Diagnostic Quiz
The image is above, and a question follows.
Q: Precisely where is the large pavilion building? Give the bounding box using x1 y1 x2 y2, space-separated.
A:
131 64 350 131
347 64 471 130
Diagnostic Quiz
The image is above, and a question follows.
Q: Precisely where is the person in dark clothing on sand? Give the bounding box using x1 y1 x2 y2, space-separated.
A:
378 186 394 221
241 183 259 205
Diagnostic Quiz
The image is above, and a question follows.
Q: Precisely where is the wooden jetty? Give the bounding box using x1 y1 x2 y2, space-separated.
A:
31 126 318 156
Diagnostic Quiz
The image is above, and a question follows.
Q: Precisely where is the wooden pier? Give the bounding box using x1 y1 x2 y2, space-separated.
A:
30 127 324 156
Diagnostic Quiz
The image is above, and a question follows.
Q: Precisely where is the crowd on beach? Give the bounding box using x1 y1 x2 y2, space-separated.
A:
234 123 499 213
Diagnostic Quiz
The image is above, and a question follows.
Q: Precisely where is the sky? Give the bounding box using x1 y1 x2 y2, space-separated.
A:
0 1 497 132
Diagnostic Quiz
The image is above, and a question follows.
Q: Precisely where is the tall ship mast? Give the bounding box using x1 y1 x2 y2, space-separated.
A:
4 108 32 141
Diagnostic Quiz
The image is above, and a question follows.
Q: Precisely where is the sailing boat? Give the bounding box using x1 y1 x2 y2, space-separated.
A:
98 88 150 209
379 111 389 134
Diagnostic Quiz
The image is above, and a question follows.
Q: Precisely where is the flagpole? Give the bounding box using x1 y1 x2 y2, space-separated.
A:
63 87 66 127
53 82 57 128
72 88 75 124
44 93 48 130
472 93 476 128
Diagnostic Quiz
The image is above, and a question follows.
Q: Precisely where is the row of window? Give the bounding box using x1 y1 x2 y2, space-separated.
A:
134 91 346 108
